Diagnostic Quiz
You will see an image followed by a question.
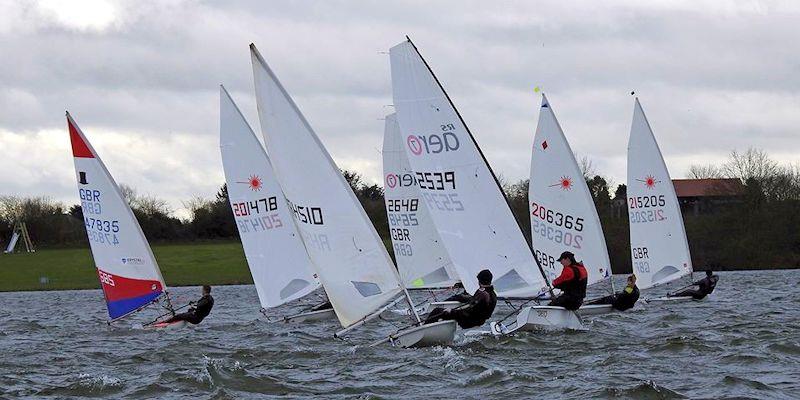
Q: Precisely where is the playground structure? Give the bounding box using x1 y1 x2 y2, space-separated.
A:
3 221 35 254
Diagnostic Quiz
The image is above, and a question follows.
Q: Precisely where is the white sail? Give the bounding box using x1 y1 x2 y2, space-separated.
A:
251 44 404 328
627 98 693 289
529 95 612 286
383 113 459 289
219 86 321 309
390 39 547 298
67 113 167 320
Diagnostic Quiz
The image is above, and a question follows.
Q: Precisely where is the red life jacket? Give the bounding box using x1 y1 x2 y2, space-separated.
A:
554 263 588 298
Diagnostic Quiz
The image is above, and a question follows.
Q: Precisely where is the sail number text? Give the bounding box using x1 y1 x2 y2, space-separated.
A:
628 195 666 209
532 220 583 249
531 202 584 231
632 246 650 273
232 197 278 216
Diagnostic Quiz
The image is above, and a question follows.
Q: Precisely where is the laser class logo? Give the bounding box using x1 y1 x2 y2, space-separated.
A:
236 174 263 191
406 131 460 156
549 176 573 191
637 175 660 189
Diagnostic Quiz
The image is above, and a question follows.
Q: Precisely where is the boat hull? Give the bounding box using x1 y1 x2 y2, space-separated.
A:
389 300 461 316
282 308 337 323
390 320 457 348
644 295 708 303
145 320 187 330
490 306 583 335
576 304 615 316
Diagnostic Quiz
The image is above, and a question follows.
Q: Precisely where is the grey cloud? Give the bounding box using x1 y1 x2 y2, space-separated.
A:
1 0 799 212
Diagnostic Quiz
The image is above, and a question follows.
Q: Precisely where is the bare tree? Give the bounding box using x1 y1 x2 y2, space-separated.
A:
722 148 778 182
576 153 596 181
182 196 212 221
687 164 722 179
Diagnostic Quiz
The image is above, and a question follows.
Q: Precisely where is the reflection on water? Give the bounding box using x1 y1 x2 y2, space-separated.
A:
0 270 798 399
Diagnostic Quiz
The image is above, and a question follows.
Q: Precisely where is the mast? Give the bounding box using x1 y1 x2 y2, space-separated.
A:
404 36 554 292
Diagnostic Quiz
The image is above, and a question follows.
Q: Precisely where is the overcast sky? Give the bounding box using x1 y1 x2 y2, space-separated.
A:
2 0 799 218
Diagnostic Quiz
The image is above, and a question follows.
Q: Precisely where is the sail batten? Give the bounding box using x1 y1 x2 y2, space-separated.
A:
219 85 320 309
390 40 547 297
67 113 167 320
251 44 404 328
626 98 693 290
529 95 612 287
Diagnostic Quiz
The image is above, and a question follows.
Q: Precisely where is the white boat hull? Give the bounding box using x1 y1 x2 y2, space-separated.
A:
282 308 336 323
576 303 615 316
490 306 583 335
389 300 461 316
644 295 708 303
387 320 457 348
145 320 187 330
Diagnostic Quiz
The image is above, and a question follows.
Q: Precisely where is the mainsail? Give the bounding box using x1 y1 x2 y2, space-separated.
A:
529 95 612 286
382 113 459 289
251 44 407 328
67 113 169 321
219 86 321 310
627 98 693 289
390 39 547 298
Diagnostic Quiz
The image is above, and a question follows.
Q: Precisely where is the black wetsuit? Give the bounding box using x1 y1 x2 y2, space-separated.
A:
165 294 214 324
674 275 719 300
586 285 640 311
425 286 497 329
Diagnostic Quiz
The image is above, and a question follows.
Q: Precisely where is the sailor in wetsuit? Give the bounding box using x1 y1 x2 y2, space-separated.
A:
424 269 497 329
163 285 214 325
670 270 719 300
585 274 640 311
548 251 588 311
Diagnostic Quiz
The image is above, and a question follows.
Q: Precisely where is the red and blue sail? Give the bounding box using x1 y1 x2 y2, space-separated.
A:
68 114 168 321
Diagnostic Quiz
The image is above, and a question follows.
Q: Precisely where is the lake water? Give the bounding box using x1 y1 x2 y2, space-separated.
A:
1 270 798 399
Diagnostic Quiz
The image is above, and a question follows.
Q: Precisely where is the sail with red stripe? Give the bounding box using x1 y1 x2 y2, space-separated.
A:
67 113 168 320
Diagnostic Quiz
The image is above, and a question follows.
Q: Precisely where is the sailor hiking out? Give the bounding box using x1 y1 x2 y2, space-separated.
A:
669 270 719 300
425 269 497 329
585 274 640 311
163 285 214 325
548 251 588 311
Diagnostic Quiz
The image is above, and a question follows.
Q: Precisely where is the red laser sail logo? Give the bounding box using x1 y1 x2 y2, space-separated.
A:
549 176 573 190
236 175 263 191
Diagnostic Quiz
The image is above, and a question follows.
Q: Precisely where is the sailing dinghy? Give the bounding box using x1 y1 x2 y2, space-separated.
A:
528 95 616 316
383 113 461 315
251 44 455 347
67 113 181 328
219 86 334 323
390 38 580 334
626 98 694 302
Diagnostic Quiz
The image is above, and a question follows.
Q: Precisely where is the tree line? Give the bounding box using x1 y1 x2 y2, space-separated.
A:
2 148 799 270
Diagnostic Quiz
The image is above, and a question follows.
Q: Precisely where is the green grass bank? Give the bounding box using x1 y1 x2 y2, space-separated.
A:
0 242 252 292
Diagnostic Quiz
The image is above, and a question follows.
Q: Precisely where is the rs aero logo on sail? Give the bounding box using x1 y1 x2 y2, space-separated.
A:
406 125 460 156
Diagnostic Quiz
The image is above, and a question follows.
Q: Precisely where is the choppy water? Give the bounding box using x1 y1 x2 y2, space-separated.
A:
1 270 798 399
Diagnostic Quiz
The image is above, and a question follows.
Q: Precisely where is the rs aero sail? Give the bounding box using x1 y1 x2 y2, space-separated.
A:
219 85 334 323
67 113 179 327
389 37 582 333
251 43 456 347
